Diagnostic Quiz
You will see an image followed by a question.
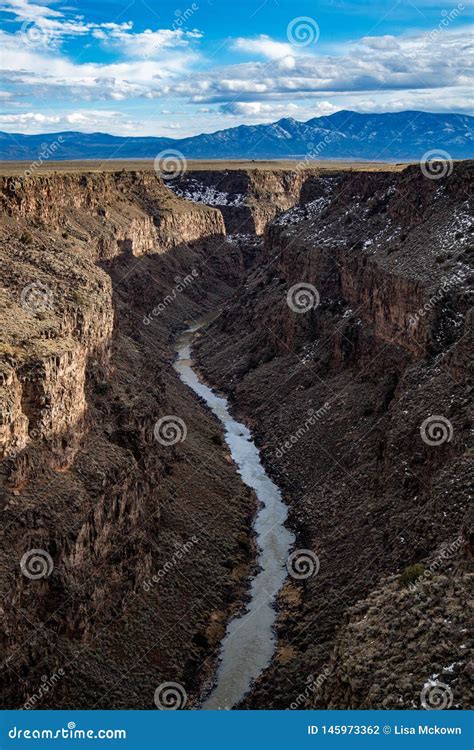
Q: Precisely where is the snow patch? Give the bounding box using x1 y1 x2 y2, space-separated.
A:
169 180 245 207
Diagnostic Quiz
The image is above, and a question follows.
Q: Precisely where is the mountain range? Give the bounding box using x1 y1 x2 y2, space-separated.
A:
1 111 473 162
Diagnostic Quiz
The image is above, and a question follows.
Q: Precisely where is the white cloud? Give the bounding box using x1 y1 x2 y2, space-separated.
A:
0 111 61 125
361 35 400 50
93 26 202 60
341 87 474 114
221 101 300 116
232 34 296 60
0 1 202 60
0 12 472 136
218 100 340 123
0 109 138 132
0 0 93 46
174 27 474 108
0 25 201 102
0 0 63 22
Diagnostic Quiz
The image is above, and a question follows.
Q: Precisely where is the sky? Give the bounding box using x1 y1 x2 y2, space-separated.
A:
0 0 472 136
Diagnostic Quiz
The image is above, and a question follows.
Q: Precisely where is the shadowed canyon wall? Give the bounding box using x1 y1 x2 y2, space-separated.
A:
0 172 254 709
195 162 473 710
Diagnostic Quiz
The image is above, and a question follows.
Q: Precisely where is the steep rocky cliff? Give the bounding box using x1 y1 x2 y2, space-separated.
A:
168 169 313 235
195 161 473 710
0 171 254 709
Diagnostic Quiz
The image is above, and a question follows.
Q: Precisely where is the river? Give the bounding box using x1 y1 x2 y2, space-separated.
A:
174 315 295 710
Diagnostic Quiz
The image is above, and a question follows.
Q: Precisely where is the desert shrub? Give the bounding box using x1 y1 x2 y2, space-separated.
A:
20 231 33 245
399 563 425 588
94 381 109 396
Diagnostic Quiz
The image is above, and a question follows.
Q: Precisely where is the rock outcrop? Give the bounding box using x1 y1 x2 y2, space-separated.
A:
317 534 473 710
168 169 313 234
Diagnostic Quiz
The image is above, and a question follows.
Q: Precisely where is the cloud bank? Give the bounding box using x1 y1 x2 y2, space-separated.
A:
0 0 471 135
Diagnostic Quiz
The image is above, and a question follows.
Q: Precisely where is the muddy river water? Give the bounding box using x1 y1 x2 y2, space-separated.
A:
174 316 295 710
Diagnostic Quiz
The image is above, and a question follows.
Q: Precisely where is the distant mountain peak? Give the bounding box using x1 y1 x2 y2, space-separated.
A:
0 111 472 161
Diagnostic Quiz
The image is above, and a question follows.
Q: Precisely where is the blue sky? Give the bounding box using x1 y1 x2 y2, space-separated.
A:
0 0 472 136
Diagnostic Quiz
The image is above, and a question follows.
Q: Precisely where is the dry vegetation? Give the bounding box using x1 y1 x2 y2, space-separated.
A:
0 159 409 177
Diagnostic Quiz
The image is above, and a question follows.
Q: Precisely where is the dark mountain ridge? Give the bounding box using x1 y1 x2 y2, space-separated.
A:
1 110 472 161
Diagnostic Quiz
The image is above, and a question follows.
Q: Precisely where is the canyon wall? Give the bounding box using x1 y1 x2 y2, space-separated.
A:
1 172 226 463
0 171 254 709
168 168 313 234
195 161 473 710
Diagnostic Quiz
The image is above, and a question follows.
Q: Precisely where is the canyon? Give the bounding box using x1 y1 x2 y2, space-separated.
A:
0 162 472 711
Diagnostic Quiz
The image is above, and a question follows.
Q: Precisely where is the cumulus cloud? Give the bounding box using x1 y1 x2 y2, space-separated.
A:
173 27 473 107
219 101 339 119
0 7 472 135
361 35 400 50
0 23 201 102
93 26 202 60
0 0 94 46
232 34 296 60
0 1 202 60
0 0 63 23
220 102 300 116
0 109 138 132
